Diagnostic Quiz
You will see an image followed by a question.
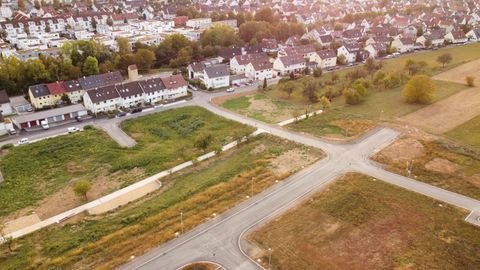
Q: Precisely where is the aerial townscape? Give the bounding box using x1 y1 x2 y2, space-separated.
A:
0 0 480 269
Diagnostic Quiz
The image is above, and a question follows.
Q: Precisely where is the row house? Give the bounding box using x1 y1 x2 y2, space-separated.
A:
245 59 273 81
391 37 415 53
229 52 270 75
186 18 212 30
273 54 306 76
309 49 337 69
279 44 316 59
83 74 188 113
444 30 468 44
364 43 387 58
337 43 359 63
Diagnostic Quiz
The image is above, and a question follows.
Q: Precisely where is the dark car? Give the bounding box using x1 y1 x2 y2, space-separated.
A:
117 111 127 117
75 116 83 122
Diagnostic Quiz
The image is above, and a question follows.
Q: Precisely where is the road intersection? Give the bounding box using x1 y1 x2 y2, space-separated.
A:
120 90 480 270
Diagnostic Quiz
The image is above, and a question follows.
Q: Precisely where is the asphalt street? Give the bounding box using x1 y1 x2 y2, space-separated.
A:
119 90 480 270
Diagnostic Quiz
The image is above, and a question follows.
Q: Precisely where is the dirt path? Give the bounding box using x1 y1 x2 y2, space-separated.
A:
433 58 480 84
399 59 480 134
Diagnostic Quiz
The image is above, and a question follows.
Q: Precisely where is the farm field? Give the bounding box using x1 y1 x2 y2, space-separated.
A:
249 173 480 270
0 134 324 270
0 106 253 221
373 136 480 200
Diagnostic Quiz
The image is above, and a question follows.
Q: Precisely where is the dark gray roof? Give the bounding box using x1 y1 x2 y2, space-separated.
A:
279 55 305 67
86 85 120 103
139 78 165 93
0 90 9 104
64 79 82 92
102 71 123 85
204 64 229 78
316 49 336 59
79 74 105 90
116 81 144 98
29 84 50 98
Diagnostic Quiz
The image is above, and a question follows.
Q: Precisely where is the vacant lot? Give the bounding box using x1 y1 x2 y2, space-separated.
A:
446 115 480 151
250 173 480 270
0 135 324 270
0 106 253 220
373 137 480 200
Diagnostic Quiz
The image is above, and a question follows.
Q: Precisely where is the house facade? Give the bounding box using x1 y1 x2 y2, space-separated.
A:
203 64 230 89
273 55 306 75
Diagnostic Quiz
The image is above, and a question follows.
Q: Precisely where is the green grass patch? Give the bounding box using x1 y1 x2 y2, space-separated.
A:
0 106 253 217
222 96 251 110
446 115 480 151
0 135 324 269
250 173 480 270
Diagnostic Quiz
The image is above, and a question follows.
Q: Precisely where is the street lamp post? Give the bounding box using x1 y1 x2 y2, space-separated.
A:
180 212 184 234
268 248 272 270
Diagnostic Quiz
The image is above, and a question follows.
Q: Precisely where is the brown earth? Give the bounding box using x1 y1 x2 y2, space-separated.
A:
425 158 460 174
269 149 317 177
211 89 258 106
376 137 425 163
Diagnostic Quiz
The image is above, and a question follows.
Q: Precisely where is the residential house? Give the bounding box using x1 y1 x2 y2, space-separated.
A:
309 49 337 69
466 28 480 41
229 52 269 74
279 44 316 59
245 59 273 81
202 64 230 89
46 81 67 105
83 85 121 114
188 62 207 80
337 43 359 63
160 74 188 99
29 84 53 109
0 90 12 116
139 78 166 103
64 79 84 104
116 81 145 108
365 42 386 58
273 54 306 76
444 30 467 44
186 18 212 30
391 37 415 53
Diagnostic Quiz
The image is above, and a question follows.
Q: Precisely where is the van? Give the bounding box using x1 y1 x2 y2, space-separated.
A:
18 138 29 145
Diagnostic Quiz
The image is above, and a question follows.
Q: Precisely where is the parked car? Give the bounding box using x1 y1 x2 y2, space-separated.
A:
26 106 33 112
226 87 235 92
8 128 16 135
117 111 127 117
67 127 80 133
18 138 29 145
75 116 83 122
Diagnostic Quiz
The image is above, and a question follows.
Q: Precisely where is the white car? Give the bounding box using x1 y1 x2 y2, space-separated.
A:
67 127 80 133
226 87 235 92
18 138 30 145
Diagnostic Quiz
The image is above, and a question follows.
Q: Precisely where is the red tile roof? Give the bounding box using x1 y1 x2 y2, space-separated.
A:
47 81 67 95
160 74 187 89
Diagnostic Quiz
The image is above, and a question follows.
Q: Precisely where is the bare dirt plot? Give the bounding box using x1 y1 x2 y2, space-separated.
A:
211 89 258 106
269 148 318 177
433 58 480 84
398 86 480 134
2 214 40 235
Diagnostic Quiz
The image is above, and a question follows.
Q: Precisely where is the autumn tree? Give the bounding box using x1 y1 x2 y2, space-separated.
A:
466 76 475 87
74 180 91 201
403 75 437 104
18 0 25 10
320 96 331 110
343 88 362 105
303 81 319 103
404 59 427 76
280 81 297 98
82 56 99 75
117 37 130 55
134 49 156 71
200 24 241 47
437 53 452 67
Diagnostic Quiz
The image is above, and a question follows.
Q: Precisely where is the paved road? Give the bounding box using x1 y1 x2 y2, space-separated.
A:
120 90 480 270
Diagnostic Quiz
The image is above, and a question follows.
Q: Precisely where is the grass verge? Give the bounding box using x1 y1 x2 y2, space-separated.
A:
446 115 480 151
249 173 480 270
0 134 324 269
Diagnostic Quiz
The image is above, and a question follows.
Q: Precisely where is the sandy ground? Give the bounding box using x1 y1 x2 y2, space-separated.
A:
399 60 480 134
425 158 459 174
3 214 40 234
374 137 425 163
211 89 258 105
270 148 317 176
433 58 480 84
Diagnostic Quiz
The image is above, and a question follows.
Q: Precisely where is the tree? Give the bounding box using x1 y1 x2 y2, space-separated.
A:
254 7 277 23
194 133 213 150
117 37 130 55
106 17 114 26
437 53 452 67
169 47 192 68
262 78 267 90
34 0 40 9
466 76 475 87
344 88 362 105
364 58 379 74
337 55 346 66
74 180 91 200
24 59 50 84
320 96 331 110
424 39 432 48
82 56 99 75
134 49 156 71
404 59 427 76
280 81 296 98
403 75 437 104
303 81 319 103
61 94 72 105
200 24 241 47
238 21 273 43
53 0 61 10
18 0 25 10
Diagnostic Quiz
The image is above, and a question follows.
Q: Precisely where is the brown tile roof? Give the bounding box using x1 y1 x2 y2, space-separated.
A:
161 74 187 89
47 81 67 95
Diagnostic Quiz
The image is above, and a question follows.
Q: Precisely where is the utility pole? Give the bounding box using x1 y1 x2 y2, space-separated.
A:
251 177 254 197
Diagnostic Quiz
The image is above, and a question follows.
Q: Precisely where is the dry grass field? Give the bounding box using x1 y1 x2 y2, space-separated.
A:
249 173 480 270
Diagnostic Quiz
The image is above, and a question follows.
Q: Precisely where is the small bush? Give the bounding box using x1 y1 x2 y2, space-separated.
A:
83 125 94 130
344 88 362 105
1 143 14 149
466 76 475 87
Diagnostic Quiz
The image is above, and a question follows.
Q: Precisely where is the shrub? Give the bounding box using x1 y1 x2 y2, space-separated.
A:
344 88 362 105
403 75 437 104
83 125 94 130
1 143 14 150
466 76 475 87
313 68 322 78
